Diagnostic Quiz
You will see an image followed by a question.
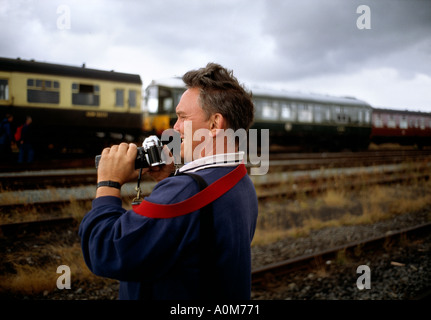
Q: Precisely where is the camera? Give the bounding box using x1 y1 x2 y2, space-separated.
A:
95 135 166 169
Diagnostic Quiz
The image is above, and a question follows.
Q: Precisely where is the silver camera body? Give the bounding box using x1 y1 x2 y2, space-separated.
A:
135 135 166 169
95 135 166 169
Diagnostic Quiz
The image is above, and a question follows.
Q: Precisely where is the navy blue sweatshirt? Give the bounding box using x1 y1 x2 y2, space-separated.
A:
79 155 258 300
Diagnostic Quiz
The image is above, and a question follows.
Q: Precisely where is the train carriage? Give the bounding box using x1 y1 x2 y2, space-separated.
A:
370 108 431 148
250 88 372 151
0 57 143 157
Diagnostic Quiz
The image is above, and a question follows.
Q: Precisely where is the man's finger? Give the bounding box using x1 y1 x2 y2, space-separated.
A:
127 143 138 157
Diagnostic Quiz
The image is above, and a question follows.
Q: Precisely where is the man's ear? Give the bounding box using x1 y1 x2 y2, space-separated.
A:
209 113 225 137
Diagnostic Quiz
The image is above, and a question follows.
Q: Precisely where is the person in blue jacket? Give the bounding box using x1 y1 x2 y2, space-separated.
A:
79 63 258 300
0 113 14 163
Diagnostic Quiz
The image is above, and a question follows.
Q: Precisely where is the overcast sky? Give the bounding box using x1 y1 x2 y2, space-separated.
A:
1 0 430 112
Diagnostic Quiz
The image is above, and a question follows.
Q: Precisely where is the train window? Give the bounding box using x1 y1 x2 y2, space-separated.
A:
298 104 312 122
400 116 408 129
72 83 99 106
314 105 323 123
174 90 185 107
158 87 175 114
335 106 349 123
163 98 174 113
337 114 348 123
280 103 291 120
145 86 159 113
0 79 9 100
273 101 280 117
346 108 355 123
27 78 60 104
129 90 137 108
365 110 370 124
261 100 278 120
420 118 426 130
290 102 297 120
387 115 396 128
262 105 277 120
115 89 124 107
254 99 263 118
324 107 331 122
373 114 383 127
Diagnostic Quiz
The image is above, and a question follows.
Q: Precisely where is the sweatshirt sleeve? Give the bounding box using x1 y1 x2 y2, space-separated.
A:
78 176 200 282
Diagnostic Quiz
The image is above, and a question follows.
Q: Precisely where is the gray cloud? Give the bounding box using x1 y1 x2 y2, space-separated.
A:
254 0 431 81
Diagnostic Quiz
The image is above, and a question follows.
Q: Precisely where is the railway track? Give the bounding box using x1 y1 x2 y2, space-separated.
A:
1 152 430 206
0 217 76 238
2 161 429 207
251 222 431 286
0 159 427 234
251 221 431 300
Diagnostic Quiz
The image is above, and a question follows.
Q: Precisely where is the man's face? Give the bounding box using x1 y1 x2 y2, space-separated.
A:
173 87 211 161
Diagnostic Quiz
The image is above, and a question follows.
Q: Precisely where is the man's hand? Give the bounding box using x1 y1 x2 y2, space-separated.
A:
96 143 144 198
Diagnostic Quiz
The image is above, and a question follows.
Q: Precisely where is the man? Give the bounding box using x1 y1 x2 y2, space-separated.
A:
0 113 14 162
18 116 35 164
79 63 258 300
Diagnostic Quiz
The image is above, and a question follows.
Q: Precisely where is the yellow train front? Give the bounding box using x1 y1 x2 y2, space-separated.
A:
143 78 185 135
0 57 143 159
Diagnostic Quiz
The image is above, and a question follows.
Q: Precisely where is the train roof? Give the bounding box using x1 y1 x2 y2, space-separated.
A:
0 57 142 84
148 78 371 108
250 87 371 107
372 107 431 116
149 77 185 89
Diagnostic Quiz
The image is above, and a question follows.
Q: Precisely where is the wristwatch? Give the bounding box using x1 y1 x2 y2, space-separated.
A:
97 180 121 190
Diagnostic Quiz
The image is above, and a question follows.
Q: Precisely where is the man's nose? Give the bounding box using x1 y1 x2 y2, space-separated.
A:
173 118 180 132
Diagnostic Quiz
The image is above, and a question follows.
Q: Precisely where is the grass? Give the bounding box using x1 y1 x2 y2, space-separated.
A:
252 166 431 246
0 199 101 296
0 199 92 225
0 242 107 296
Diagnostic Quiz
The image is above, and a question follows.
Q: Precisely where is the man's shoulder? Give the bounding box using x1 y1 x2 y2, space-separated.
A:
144 174 200 205
145 166 234 205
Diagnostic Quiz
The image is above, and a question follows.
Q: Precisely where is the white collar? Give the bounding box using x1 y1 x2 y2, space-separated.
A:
177 151 244 174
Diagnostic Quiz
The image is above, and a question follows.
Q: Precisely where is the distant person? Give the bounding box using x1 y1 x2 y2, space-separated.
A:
0 113 14 163
17 116 35 164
